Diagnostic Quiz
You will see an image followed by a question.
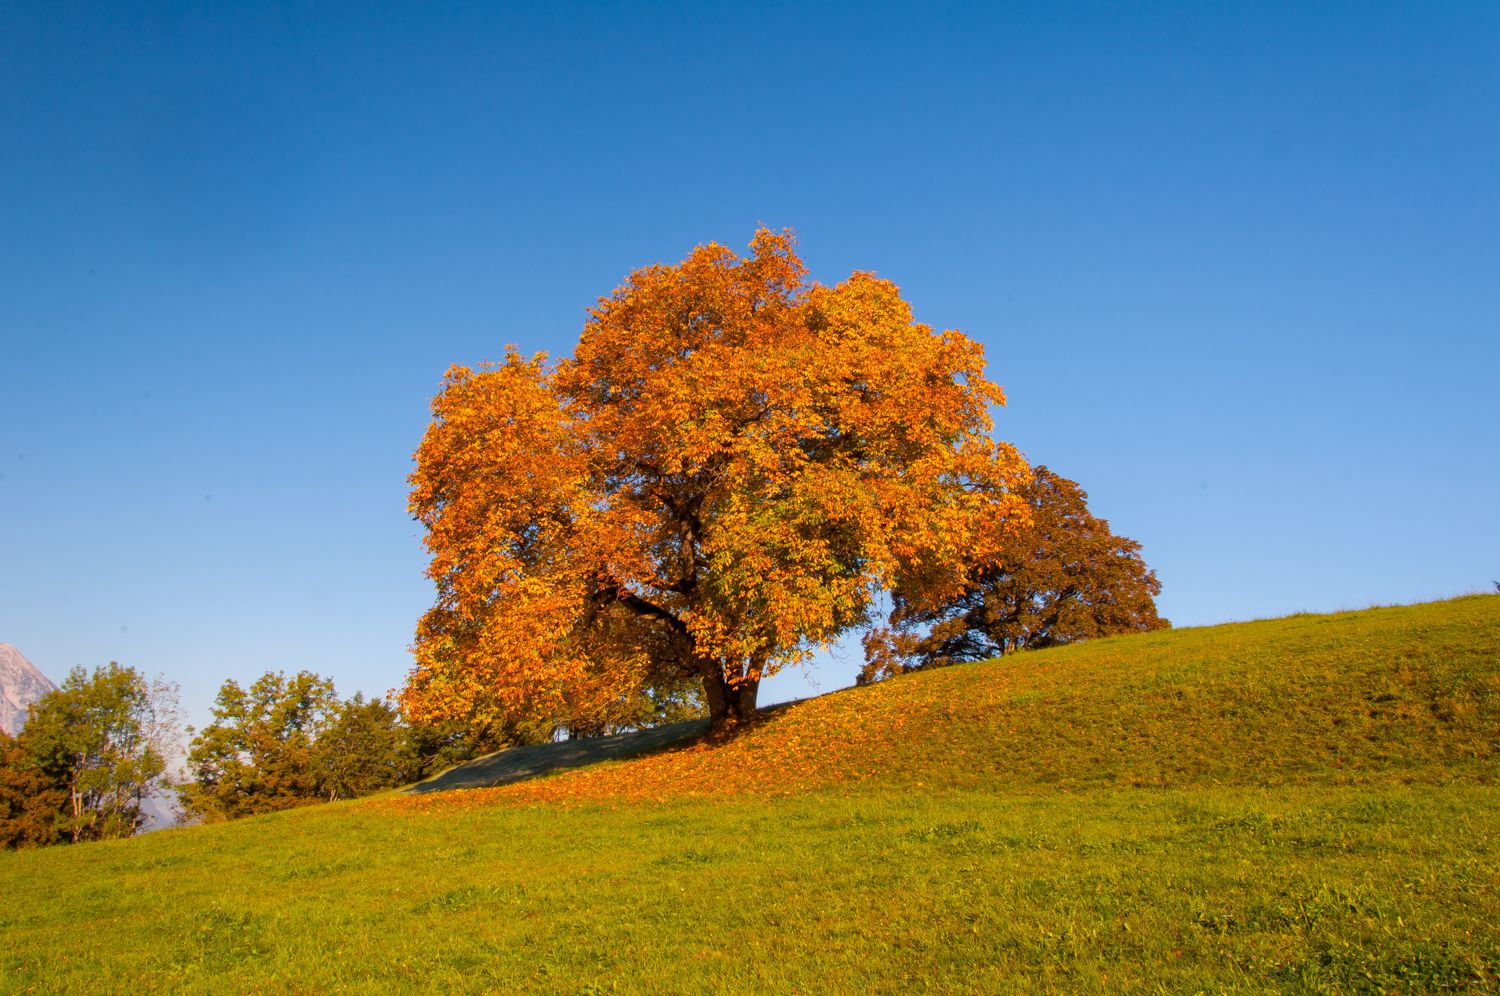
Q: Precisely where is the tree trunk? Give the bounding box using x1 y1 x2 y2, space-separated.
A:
699 662 760 734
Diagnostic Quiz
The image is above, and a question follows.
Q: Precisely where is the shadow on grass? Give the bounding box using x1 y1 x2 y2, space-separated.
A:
405 718 711 794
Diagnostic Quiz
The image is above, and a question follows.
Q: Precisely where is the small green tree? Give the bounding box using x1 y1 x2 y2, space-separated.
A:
13 663 180 843
862 466 1168 682
180 671 339 822
312 693 413 801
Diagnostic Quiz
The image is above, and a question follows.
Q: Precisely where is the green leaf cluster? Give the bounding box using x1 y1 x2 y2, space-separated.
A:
1 663 179 847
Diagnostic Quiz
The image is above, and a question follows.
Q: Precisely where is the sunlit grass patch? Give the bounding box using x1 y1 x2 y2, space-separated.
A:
4 783 1498 992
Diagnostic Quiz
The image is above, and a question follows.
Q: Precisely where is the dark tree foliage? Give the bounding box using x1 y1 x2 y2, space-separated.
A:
862 466 1168 683
556 684 707 741
0 730 68 849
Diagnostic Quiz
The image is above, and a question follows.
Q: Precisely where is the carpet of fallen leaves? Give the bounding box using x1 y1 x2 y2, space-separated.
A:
383 668 994 815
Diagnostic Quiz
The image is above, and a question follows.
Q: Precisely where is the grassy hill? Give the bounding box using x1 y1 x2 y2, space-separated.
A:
2 596 1497 993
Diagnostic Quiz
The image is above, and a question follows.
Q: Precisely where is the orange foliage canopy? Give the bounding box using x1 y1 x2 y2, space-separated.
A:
402 230 1031 732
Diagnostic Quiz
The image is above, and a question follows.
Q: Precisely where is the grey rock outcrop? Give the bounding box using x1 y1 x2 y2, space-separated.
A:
0 643 57 736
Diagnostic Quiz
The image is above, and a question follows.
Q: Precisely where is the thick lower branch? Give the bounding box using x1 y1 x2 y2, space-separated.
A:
594 580 691 640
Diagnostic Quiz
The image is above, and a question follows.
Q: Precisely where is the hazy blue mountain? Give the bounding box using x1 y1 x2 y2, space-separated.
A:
0 643 57 736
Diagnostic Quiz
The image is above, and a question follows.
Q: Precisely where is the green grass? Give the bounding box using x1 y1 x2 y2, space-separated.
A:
2 596 1497 993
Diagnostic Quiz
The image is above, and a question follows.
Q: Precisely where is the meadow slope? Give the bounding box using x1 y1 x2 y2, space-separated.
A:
399 594 1499 808
1 596 1496 993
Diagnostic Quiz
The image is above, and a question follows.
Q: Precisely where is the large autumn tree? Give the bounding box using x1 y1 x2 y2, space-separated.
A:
403 230 1031 733
861 465 1168 682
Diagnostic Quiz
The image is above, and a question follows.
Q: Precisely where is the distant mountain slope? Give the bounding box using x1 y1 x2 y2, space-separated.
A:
0 643 57 736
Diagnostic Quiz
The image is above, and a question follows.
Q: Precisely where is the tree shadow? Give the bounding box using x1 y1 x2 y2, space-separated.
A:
404 718 710 794
403 698 813 795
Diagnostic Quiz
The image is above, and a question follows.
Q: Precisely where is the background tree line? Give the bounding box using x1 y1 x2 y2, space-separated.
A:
2 664 538 848
177 669 514 823
3 657 704 848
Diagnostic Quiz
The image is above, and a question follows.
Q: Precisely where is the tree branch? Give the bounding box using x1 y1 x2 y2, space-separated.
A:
595 580 691 640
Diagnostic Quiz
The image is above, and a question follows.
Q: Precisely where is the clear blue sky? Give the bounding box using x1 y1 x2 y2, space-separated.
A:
3 2 1496 728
